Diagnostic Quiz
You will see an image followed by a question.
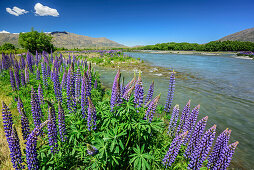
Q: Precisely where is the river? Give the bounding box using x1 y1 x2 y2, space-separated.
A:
95 52 254 169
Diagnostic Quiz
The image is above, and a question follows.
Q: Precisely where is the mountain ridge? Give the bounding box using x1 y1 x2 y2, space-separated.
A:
218 28 254 42
0 31 126 48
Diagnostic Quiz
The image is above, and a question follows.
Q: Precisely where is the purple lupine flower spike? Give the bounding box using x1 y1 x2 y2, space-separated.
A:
164 71 175 112
41 62 48 87
47 105 58 153
87 97 97 131
168 104 180 136
185 116 208 158
75 68 81 105
58 101 67 141
111 69 121 111
9 125 23 169
14 68 20 90
163 131 188 168
2 101 14 141
188 125 216 170
183 104 200 145
66 66 73 111
122 85 135 101
81 71 88 117
124 76 136 93
207 128 231 169
52 69 62 102
25 66 29 84
144 94 161 122
17 97 30 140
177 100 191 134
37 84 44 105
144 81 154 106
31 87 42 127
213 141 239 170
26 120 49 170
86 69 92 97
9 69 16 91
61 69 67 91
134 71 144 108
20 70 26 86
36 67 40 80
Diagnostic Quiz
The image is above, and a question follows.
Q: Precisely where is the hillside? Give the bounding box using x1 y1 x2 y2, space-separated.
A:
218 28 254 42
0 31 125 48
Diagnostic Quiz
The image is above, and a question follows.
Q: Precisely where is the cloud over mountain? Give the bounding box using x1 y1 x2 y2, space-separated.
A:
6 6 28 16
34 3 59 17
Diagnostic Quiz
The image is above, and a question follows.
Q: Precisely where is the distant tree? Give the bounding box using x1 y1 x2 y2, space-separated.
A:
1 43 16 50
18 28 55 54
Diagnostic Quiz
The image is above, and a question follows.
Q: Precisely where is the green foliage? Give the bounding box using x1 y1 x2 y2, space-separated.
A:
135 41 254 52
1 43 16 50
18 28 54 54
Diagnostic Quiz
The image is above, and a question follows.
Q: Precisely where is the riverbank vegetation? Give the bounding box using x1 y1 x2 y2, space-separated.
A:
133 41 254 52
0 51 239 169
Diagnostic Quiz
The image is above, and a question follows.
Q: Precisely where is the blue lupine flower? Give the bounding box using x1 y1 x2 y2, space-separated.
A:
144 81 154 106
134 72 144 108
144 94 160 122
168 104 180 136
164 72 175 112
188 125 216 170
163 131 188 168
177 100 191 134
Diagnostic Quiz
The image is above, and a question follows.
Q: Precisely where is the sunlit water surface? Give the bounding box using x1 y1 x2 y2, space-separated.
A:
95 52 254 169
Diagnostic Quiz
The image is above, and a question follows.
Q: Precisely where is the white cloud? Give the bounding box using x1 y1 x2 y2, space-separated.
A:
6 6 28 16
34 3 59 17
0 30 10 33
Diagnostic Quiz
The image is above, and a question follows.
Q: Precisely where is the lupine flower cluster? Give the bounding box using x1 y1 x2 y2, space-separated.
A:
87 97 97 131
134 72 144 108
26 120 49 170
111 69 121 111
31 87 42 127
164 71 175 112
176 100 191 134
2 102 24 169
168 104 180 136
144 81 154 106
47 105 58 153
37 84 44 105
9 69 16 91
163 131 188 167
188 125 216 169
9 125 23 169
17 97 30 140
144 94 160 122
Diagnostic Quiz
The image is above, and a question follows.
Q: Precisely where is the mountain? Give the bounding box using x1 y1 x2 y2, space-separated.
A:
218 28 254 42
0 31 126 48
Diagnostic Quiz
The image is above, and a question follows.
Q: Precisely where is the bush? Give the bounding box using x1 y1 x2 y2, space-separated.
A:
1 43 15 50
18 28 55 54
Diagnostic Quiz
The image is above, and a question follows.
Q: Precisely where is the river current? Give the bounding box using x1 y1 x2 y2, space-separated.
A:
96 52 254 169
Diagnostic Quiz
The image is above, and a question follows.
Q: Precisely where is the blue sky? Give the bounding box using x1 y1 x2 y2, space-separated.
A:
0 0 253 46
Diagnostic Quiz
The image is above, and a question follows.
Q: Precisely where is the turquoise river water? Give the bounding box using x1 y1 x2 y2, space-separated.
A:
95 52 254 169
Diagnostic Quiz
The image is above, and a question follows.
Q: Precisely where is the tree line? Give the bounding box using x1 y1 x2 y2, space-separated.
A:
134 41 254 52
